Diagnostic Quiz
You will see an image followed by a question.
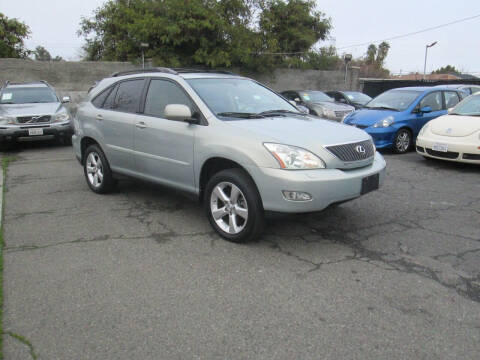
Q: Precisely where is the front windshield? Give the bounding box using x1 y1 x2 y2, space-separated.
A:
344 91 371 105
451 94 480 116
366 90 421 111
186 78 298 118
300 91 333 103
0 87 58 104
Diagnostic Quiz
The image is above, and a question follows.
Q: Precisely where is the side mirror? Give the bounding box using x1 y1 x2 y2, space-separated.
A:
289 100 297 106
447 107 454 114
62 96 71 103
420 106 432 113
294 97 301 103
164 104 198 123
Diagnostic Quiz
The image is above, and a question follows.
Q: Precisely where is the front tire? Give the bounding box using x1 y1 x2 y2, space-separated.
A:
84 144 115 194
393 129 412 154
204 168 264 243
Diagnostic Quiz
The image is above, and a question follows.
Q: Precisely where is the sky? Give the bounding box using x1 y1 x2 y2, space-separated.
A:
2 0 480 75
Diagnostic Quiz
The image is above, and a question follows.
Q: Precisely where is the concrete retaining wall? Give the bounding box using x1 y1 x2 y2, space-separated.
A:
0 59 359 113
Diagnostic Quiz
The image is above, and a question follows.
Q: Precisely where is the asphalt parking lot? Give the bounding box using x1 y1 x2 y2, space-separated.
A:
1 142 480 359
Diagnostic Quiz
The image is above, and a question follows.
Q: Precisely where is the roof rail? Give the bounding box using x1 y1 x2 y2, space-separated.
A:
2 81 49 87
110 67 178 77
173 68 236 75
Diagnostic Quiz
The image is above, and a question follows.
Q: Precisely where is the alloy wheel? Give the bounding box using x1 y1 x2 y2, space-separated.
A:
396 130 411 153
210 182 248 234
86 152 104 188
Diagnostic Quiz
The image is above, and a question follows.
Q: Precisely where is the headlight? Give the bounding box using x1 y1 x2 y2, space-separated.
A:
373 116 394 128
264 143 326 169
419 123 430 136
323 108 335 118
54 112 71 122
0 116 16 125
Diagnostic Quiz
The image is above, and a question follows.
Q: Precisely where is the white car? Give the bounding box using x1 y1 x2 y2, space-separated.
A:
416 93 480 164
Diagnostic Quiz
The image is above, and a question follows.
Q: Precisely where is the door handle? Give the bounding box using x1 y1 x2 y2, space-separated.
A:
135 121 147 129
96 114 103 121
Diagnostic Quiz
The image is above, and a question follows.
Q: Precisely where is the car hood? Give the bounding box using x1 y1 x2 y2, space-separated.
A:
0 102 63 117
308 101 354 111
430 114 480 137
225 115 370 147
344 108 399 126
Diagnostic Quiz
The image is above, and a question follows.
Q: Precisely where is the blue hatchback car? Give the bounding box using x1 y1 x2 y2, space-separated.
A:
342 87 467 153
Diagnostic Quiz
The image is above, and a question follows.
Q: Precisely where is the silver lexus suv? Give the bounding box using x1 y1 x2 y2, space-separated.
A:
73 68 386 242
0 81 73 149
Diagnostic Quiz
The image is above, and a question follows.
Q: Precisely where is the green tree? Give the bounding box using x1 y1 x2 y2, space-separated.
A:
35 45 51 61
432 65 460 75
375 41 390 68
78 0 333 71
79 0 256 68
259 0 331 55
366 44 376 65
34 46 63 61
0 13 31 58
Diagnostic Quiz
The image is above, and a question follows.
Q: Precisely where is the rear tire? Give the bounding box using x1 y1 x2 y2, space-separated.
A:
84 144 115 194
204 168 264 243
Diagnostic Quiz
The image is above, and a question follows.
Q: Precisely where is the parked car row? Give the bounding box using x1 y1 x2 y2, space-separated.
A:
0 69 478 243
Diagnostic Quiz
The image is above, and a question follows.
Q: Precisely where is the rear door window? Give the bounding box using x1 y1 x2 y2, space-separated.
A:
103 84 118 110
444 91 460 109
92 87 113 108
114 79 145 113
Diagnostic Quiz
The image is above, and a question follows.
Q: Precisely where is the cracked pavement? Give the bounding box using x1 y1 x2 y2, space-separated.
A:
2 143 480 359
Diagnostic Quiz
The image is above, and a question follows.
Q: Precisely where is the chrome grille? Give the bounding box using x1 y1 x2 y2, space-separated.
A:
334 110 353 119
16 115 51 124
326 139 375 162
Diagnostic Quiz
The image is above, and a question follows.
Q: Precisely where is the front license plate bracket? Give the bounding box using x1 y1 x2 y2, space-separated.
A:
361 173 379 195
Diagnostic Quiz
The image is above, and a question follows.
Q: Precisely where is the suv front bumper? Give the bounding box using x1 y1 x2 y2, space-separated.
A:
0 121 73 143
248 152 386 213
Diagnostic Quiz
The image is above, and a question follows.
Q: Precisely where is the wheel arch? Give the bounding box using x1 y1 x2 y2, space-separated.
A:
80 137 101 164
198 157 261 204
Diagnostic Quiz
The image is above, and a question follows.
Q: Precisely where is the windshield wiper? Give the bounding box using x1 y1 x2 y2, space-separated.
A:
366 106 399 111
216 112 264 119
257 109 306 117
0 102 14 104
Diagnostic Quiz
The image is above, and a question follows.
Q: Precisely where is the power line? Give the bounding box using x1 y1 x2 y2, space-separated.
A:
337 13 480 50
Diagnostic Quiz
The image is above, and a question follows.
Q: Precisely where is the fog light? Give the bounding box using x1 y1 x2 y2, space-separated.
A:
282 190 312 201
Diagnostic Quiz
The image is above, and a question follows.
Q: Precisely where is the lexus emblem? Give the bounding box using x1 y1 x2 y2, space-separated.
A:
355 145 366 154
446 128 452 134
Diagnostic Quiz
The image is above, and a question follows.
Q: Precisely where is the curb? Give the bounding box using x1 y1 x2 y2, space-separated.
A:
0 159 3 229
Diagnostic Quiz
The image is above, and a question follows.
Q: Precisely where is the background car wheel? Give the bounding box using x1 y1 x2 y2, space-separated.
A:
204 168 264 243
84 144 115 194
393 129 412 154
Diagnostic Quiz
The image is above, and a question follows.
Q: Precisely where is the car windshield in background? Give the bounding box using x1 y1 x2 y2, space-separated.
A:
366 90 420 111
450 94 480 116
344 91 371 105
186 78 297 119
300 91 333 103
0 87 58 104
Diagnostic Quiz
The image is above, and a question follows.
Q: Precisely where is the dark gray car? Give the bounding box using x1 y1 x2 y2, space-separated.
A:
0 81 73 149
281 90 355 121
